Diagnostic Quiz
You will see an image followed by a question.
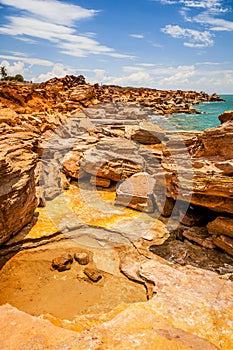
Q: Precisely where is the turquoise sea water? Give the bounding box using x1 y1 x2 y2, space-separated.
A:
152 95 233 131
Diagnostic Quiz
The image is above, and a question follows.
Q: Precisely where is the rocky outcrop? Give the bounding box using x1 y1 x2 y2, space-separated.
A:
152 119 233 255
0 76 233 350
155 122 233 213
0 76 223 116
0 127 38 245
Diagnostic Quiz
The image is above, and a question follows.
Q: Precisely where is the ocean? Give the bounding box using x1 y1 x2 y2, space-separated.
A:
152 94 233 132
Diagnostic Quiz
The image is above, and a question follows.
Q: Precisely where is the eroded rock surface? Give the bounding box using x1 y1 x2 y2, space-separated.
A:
0 127 38 245
81 138 145 182
0 77 232 350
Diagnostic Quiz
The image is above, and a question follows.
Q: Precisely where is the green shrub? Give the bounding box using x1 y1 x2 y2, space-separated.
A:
14 74 24 82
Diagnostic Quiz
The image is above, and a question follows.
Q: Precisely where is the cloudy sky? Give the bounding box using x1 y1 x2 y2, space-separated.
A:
0 0 233 93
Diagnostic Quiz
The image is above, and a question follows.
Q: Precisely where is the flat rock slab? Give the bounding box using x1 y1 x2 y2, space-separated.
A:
115 172 156 212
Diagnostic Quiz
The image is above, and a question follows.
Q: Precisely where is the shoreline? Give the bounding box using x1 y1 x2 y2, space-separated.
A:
0 75 233 349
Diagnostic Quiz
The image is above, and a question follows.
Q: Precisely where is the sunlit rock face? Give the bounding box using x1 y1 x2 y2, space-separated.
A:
0 248 232 349
0 77 232 350
81 138 146 181
0 128 38 245
155 121 233 214
0 303 221 350
115 172 156 212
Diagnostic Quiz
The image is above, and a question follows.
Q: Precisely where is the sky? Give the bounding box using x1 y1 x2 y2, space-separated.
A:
0 0 233 93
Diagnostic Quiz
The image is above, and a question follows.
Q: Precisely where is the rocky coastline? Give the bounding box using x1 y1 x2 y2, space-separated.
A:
0 76 232 349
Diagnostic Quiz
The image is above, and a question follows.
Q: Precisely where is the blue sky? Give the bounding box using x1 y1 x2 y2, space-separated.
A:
0 0 233 93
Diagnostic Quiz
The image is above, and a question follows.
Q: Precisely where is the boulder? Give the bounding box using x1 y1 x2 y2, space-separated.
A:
130 121 165 144
82 138 145 181
62 151 84 179
190 121 233 159
218 110 233 124
115 172 156 212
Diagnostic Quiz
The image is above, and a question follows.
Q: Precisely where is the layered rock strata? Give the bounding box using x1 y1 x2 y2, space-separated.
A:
0 120 38 245
0 77 232 349
153 113 233 255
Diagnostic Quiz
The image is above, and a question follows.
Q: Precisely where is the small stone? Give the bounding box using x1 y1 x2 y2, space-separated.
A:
52 253 73 272
74 252 89 265
84 267 102 282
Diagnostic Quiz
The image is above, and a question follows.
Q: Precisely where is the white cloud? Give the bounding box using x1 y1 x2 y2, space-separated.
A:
80 62 233 93
159 0 227 12
0 60 26 76
137 63 156 67
0 54 53 66
123 66 144 72
130 34 145 39
161 25 214 47
159 65 196 84
108 52 135 59
159 0 177 4
0 0 131 59
0 0 97 26
181 1 224 10
34 63 77 82
89 71 154 87
194 14 233 31
8 51 28 57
